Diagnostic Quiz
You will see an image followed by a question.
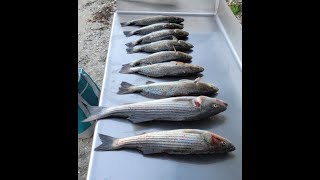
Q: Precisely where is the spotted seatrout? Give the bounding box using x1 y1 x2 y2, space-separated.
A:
82 96 228 123
119 61 203 77
126 39 193 54
123 23 184 37
120 16 184 27
125 29 189 47
123 51 192 67
95 129 235 154
117 78 219 98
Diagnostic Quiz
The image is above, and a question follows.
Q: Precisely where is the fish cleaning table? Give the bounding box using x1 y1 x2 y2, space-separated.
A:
86 0 242 179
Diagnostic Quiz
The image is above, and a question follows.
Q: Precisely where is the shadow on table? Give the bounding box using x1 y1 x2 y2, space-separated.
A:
131 114 226 131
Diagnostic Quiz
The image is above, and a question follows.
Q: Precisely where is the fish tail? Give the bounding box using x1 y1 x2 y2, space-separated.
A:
125 41 138 47
82 106 109 122
126 47 137 54
120 22 131 27
95 134 119 151
119 64 135 74
123 31 133 37
117 81 135 94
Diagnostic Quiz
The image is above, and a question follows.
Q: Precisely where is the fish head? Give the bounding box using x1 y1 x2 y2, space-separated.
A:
172 17 184 23
196 82 219 93
174 29 189 37
193 96 227 114
204 132 235 153
185 64 204 73
176 51 192 60
165 23 183 29
178 40 194 48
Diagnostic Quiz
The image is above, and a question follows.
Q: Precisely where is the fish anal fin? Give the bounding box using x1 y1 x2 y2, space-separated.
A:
146 80 155 85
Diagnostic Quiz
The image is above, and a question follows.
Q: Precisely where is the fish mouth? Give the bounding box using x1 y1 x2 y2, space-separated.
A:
223 102 228 107
228 145 236 152
215 98 228 107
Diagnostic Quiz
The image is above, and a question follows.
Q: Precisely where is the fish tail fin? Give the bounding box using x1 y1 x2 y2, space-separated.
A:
125 41 138 47
119 64 135 74
86 105 107 115
123 31 133 37
95 134 119 151
120 22 131 27
82 106 109 122
82 114 106 122
126 47 137 54
117 81 136 94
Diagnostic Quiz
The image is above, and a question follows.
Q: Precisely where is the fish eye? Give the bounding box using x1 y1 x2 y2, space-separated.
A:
213 104 218 108
221 141 226 146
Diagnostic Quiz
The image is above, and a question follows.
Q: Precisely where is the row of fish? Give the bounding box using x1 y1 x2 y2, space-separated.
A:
86 15 235 155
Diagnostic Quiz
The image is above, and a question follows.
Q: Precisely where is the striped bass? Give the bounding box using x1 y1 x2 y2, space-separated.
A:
95 129 235 154
82 96 228 123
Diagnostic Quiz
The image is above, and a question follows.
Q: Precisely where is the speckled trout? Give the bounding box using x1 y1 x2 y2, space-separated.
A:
123 51 192 67
123 23 183 37
119 61 203 77
95 129 235 154
126 39 193 54
125 29 189 47
117 78 219 98
120 16 184 27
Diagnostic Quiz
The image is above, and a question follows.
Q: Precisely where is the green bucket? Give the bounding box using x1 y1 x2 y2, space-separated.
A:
78 68 100 138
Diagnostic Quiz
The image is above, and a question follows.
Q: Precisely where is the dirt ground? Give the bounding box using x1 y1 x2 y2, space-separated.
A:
78 0 116 179
78 0 241 179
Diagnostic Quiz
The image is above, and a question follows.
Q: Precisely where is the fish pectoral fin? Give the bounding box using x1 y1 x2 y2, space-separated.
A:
194 77 202 83
141 147 164 155
128 115 154 123
172 36 178 41
172 45 177 52
140 91 167 99
145 80 155 85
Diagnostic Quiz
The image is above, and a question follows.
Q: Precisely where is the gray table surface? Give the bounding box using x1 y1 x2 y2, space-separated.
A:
87 12 242 180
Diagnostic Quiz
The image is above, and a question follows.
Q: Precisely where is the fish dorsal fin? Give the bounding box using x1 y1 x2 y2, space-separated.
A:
194 77 202 83
146 80 155 85
172 45 177 52
172 36 178 41
172 96 194 102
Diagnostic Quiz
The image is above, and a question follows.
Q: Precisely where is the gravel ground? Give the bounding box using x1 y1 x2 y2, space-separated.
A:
78 1 241 179
78 0 116 179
